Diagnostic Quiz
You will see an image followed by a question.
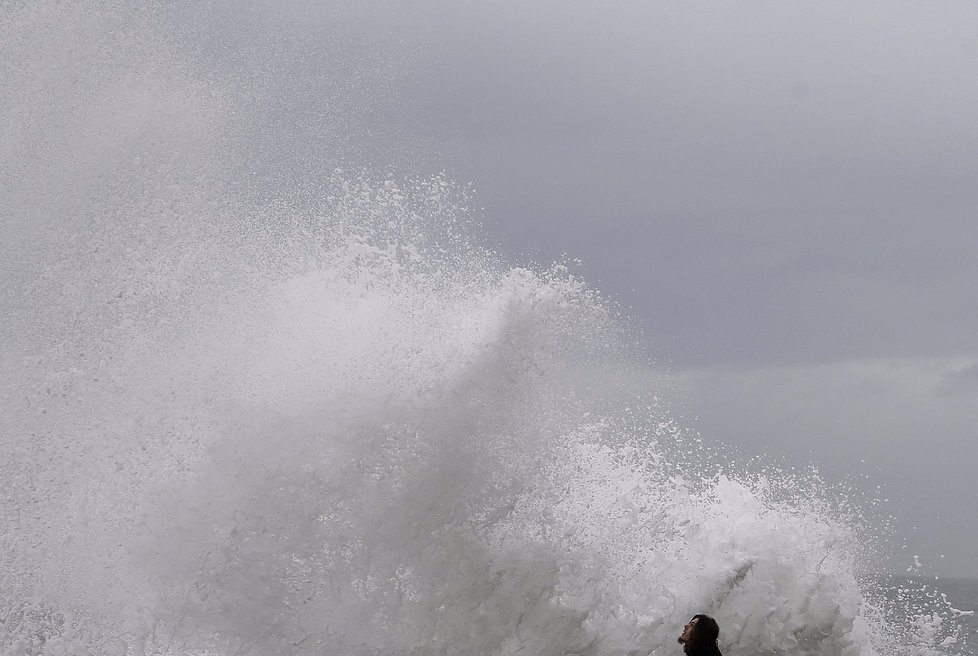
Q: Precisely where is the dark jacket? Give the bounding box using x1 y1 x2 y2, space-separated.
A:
685 644 722 656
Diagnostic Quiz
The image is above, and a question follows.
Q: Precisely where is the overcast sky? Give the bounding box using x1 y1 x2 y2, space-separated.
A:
361 0 978 578
163 0 978 577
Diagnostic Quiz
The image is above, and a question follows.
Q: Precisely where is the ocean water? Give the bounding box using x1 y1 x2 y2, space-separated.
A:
882 578 978 655
0 3 973 655
938 579 978 653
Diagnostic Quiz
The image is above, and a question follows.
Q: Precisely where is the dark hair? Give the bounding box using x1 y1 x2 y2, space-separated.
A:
686 614 721 656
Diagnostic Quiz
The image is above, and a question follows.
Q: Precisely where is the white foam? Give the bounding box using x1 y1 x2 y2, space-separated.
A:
0 3 966 655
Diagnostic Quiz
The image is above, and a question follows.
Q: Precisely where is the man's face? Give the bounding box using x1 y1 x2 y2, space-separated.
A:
679 617 699 645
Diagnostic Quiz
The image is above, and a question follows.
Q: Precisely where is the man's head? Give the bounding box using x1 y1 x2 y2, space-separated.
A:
677 614 720 653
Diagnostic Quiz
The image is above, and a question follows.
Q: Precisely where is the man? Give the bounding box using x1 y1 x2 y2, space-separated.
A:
677 614 722 656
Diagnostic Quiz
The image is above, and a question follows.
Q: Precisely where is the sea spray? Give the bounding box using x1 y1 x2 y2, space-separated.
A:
0 2 967 655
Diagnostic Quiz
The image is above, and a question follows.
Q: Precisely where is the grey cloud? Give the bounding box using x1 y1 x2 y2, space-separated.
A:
935 361 978 397
157 0 978 577
373 0 978 577
393 0 978 367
